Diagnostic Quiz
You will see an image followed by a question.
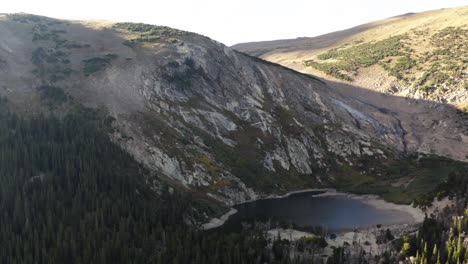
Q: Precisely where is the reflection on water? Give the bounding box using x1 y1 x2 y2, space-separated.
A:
220 191 414 232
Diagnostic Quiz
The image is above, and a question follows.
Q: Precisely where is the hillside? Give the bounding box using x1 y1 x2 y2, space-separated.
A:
233 6 468 109
0 12 467 264
0 13 466 206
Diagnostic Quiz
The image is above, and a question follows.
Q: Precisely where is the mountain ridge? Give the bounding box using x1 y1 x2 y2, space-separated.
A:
233 6 468 108
0 13 465 209
1 11 467 264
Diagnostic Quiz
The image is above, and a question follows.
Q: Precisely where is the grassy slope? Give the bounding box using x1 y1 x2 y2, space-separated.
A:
233 6 468 108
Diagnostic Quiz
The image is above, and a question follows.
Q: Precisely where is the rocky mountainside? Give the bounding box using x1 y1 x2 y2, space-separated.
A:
0 14 465 207
233 6 468 108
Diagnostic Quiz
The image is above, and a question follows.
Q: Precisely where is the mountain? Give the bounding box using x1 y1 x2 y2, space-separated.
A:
233 6 468 109
0 12 467 264
0 13 466 208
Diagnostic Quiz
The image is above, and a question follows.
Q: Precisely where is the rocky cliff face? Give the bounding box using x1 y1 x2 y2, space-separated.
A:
233 7 468 164
0 14 465 206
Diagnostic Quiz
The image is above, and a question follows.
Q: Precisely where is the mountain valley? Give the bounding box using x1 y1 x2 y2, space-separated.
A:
0 9 467 263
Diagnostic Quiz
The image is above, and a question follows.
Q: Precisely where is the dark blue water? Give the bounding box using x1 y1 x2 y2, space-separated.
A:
221 191 414 231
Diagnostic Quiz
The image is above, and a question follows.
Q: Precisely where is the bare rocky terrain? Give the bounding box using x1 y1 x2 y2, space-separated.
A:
0 13 466 208
234 7 468 161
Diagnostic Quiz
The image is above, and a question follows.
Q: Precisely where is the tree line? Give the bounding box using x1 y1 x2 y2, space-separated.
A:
0 101 309 264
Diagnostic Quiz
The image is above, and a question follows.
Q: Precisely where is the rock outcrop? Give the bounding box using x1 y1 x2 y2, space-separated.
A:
0 14 465 206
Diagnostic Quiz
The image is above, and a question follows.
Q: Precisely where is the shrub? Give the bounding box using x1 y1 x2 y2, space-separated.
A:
305 35 405 80
113 22 189 37
37 85 68 104
83 54 118 76
390 56 415 74
162 57 204 87
303 60 353 81
303 236 328 248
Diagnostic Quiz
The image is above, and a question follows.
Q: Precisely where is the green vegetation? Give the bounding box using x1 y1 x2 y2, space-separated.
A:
162 57 204 87
114 22 190 45
24 17 73 83
304 26 467 101
396 209 468 264
31 47 72 82
37 85 68 105
388 56 416 78
83 54 118 76
333 154 468 207
197 125 274 191
7 13 63 25
193 154 220 178
0 104 181 263
0 100 310 264
114 22 189 36
31 47 66 65
32 27 64 42
301 236 328 248
191 121 317 193
304 35 405 80
328 208 468 263
431 26 467 49
303 60 353 81
413 27 468 97
274 106 306 136
318 35 403 66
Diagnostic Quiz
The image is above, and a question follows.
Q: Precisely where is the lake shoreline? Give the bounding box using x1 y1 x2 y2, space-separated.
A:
202 188 330 230
311 189 426 223
202 208 238 230
257 188 331 200
202 188 427 231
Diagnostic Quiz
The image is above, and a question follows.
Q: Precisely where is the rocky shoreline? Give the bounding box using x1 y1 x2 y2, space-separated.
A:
201 188 426 230
202 208 238 230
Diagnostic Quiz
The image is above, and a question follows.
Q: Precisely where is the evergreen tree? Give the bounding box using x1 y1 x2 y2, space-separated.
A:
0 102 308 264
